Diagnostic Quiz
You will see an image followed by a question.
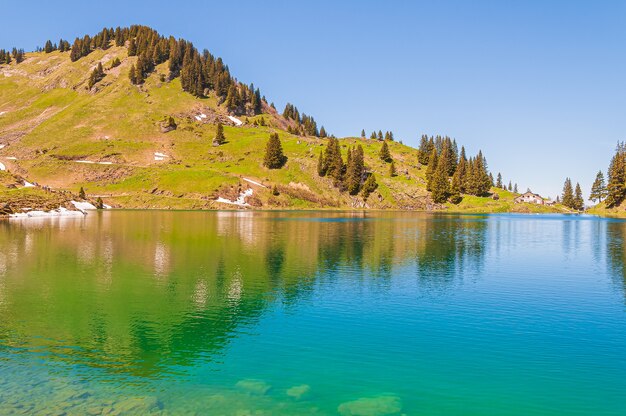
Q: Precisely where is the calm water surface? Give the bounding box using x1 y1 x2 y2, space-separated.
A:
0 211 625 415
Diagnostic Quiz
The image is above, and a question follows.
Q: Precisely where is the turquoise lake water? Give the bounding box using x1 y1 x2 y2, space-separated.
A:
0 211 625 415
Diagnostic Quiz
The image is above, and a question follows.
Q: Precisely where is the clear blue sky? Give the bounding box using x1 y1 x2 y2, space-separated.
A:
2 0 625 200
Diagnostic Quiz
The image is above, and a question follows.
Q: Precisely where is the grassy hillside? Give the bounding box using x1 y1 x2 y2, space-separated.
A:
0 36 566 213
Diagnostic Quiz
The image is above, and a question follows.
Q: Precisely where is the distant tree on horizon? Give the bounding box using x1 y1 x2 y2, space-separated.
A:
574 182 584 210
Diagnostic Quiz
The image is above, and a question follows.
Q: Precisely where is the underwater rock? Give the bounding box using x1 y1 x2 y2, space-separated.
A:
286 384 311 400
235 379 272 395
337 395 402 416
114 396 163 413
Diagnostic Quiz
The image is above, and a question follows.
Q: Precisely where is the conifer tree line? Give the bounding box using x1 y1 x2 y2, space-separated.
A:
283 103 323 137
368 130 394 141
494 172 517 193
0 48 25 64
43 39 71 53
603 142 626 208
561 178 584 211
56 26 265 115
317 138 378 198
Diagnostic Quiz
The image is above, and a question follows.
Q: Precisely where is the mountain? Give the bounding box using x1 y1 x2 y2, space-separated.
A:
0 25 564 214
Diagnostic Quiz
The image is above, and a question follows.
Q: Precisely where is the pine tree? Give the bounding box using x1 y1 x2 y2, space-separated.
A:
44 40 54 53
319 126 327 138
345 146 365 195
389 160 396 177
361 174 378 199
496 172 503 189
214 122 226 145
514 183 518 193
379 141 392 162
450 167 463 204
370 132 377 140
79 187 86 200
317 151 326 176
361 129 366 138
96 197 104 209
574 182 584 211
431 156 450 203
377 130 383 141
128 38 137 56
425 148 438 191
128 64 138 84
562 178 574 208
263 133 286 169
417 135 431 165
590 170 607 203
508 181 512 191
322 138 344 186
606 142 626 208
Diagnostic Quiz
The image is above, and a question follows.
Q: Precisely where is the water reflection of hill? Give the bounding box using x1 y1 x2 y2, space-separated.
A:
0 211 487 376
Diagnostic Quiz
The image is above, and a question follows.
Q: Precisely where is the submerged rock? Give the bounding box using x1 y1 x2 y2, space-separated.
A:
338 395 402 416
114 396 163 413
235 379 272 395
286 384 311 400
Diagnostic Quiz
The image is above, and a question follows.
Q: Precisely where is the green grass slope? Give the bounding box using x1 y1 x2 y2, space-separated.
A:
0 44 565 213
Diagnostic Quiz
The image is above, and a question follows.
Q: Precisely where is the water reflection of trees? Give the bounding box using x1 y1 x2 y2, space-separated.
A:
0 211 487 376
414 216 487 288
605 220 626 299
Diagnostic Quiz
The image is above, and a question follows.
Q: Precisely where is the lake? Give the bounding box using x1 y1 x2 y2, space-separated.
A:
0 211 625 415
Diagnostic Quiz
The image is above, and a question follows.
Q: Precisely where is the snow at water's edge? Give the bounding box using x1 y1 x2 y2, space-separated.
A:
215 188 253 206
10 207 86 219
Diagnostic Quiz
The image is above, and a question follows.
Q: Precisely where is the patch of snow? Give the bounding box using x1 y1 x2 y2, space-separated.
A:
215 188 253 206
10 207 85 219
194 115 202 121
103 204 112 209
228 116 243 126
243 178 267 188
75 160 94 164
6 156 17 160
0 162 4 171
154 156 164 161
200 113 207 119
71 201 97 211
0 111 5 116
154 152 168 158
23 181 35 188
98 161 113 165
0 144 5 149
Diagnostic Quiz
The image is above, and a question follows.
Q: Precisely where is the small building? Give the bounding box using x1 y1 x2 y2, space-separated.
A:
514 190 545 205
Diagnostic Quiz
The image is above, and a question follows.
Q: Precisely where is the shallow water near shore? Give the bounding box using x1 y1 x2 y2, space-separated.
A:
1 211 625 415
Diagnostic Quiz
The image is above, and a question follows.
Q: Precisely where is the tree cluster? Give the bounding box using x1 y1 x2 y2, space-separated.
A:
561 178 584 211
369 130 394 141
87 62 105 89
0 48 24 64
421 136 491 203
318 138 377 198
69 27 113 62
43 39 70 53
283 103 321 137
64 26 265 115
